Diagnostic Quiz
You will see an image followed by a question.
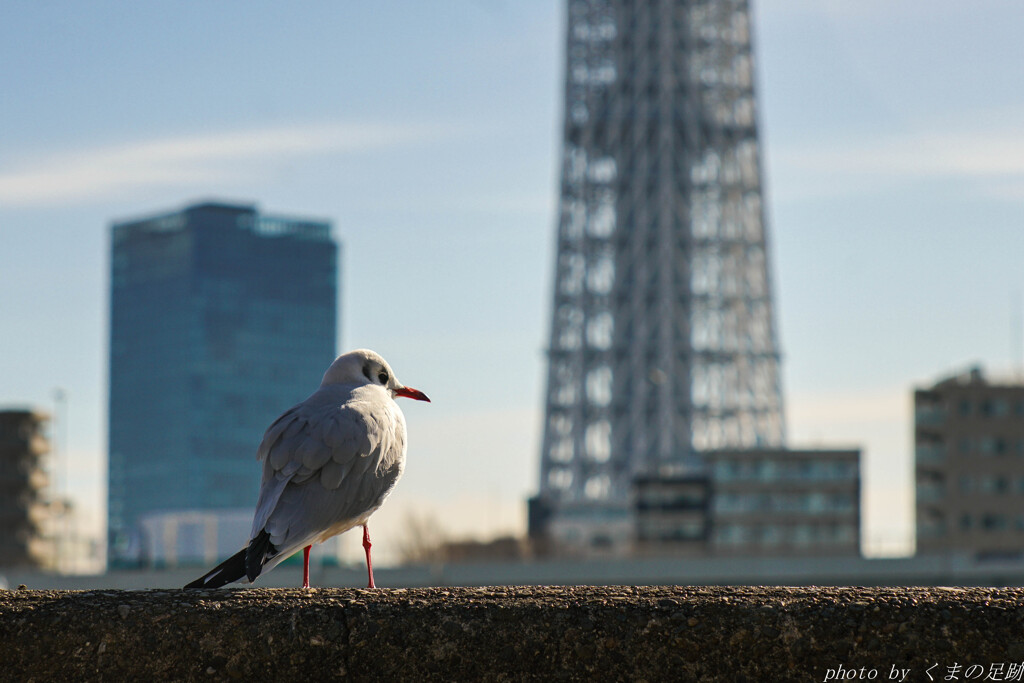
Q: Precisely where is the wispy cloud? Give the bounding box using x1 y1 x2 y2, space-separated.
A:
771 115 1024 203
0 121 440 206
783 129 1024 179
765 0 988 22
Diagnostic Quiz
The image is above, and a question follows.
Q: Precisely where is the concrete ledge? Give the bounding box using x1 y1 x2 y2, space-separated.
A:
3 586 1024 681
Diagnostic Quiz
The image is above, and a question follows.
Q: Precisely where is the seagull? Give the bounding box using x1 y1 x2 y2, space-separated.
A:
184 349 429 590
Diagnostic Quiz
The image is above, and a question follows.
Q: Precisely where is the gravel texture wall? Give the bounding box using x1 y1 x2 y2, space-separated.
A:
3 585 1024 681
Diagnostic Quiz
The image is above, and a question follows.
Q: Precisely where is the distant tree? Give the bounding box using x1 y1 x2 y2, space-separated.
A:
395 512 448 565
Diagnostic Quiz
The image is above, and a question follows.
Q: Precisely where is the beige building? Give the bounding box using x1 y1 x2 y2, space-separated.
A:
0 409 51 568
915 367 1024 558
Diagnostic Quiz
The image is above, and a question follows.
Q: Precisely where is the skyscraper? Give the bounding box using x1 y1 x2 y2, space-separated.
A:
532 0 785 553
108 202 338 566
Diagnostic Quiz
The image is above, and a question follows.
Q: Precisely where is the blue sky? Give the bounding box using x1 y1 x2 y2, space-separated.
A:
2 1 1023 564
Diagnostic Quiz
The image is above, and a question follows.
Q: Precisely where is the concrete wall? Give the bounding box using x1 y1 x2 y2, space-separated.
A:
3 586 1024 681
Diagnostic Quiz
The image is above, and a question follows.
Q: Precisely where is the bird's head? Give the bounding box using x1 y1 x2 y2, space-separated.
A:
321 349 430 402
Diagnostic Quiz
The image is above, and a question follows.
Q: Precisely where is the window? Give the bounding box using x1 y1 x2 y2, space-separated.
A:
760 525 782 546
982 514 1008 531
717 524 750 545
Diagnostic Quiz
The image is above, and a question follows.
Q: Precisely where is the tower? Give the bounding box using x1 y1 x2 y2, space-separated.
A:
532 0 785 552
108 202 338 566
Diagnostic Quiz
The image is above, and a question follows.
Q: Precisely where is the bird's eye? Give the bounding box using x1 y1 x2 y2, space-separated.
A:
378 372 389 384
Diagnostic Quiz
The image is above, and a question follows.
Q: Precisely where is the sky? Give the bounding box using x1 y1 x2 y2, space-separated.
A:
2 1 1023 566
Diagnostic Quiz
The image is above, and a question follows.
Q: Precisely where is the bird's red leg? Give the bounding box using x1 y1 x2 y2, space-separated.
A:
362 524 375 589
302 545 312 589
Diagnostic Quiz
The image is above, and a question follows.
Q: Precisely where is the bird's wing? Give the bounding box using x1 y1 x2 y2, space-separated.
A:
249 386 407 566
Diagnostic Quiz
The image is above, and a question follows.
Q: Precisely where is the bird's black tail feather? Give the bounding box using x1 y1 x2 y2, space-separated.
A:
183 548 248 589
184 530 279 589
245 530 276 582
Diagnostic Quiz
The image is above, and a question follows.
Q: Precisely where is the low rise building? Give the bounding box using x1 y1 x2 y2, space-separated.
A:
633 473 710 554
0 409 52 568
632 448 862 557
707 448 860 556
915 367 1024 558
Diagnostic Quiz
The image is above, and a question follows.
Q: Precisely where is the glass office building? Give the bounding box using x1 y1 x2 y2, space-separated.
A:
107 202 338 566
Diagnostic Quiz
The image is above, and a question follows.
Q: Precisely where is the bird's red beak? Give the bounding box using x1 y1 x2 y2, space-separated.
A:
395 386 431 402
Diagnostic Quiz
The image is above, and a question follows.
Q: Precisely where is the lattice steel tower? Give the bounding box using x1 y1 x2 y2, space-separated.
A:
532 0 785 551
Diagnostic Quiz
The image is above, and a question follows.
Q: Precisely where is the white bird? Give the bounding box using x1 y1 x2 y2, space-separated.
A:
185 349 429 589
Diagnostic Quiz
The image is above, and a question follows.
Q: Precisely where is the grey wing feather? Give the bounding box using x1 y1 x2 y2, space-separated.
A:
250 403 321 536
258 412 300 462
250 472 289 537
319 459 351 489
296 434 331 470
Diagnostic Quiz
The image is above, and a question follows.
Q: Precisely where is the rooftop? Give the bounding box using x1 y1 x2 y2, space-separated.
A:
111 200 332 242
